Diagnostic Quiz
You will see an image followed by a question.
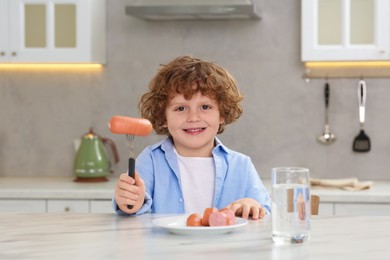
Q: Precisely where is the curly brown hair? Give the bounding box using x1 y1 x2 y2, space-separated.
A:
139 56 243 135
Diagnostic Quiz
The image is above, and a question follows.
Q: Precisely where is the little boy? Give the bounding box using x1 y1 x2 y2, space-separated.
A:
114 56 271 219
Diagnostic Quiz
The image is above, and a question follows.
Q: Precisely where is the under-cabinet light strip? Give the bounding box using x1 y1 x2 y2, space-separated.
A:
305 61 390 68
304 61 390 78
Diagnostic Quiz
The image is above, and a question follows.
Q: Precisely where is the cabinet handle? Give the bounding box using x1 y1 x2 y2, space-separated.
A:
11 52 17 56
64 207 70 212
0 51 5 56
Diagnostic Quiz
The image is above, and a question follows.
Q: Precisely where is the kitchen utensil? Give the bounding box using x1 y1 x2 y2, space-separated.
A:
318 82 336 144
353 80 371 152
73 128 120 182
108 116 153 209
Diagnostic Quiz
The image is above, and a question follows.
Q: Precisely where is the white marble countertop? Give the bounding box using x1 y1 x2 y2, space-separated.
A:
309 181 390 203
0 176 116 199
0 213 389 259
1 176 390 203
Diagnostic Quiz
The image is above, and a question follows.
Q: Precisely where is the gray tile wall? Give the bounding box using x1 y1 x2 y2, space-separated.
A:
1 0 389 181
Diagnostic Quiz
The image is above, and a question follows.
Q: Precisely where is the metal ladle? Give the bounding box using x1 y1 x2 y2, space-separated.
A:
318 82 336 144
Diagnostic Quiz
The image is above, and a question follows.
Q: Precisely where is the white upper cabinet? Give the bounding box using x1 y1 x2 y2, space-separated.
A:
0 0 105 63
302 0 389 61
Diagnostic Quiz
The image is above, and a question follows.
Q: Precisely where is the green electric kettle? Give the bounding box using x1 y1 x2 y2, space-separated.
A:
73 128 119 182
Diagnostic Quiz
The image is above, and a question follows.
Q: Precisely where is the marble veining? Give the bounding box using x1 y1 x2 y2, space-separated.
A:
0 213 389 259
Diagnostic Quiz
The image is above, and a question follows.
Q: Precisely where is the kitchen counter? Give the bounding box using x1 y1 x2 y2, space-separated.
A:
1 213 389 259
0 176 116 199
309 181 390 203
1 176 390 203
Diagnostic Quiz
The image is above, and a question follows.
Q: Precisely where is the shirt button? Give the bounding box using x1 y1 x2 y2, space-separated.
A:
179 198 183 202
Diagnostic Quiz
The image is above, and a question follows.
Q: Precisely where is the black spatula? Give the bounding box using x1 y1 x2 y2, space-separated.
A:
353 80 371 152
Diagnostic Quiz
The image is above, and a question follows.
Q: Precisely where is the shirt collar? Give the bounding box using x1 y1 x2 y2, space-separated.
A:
154 136 230 155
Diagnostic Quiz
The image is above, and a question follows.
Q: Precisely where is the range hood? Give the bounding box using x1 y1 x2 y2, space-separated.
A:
125 0 261 20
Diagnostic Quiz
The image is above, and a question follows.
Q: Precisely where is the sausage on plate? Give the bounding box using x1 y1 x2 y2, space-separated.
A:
201 207 218 226
219 208 236 225
209 212 229 227
186 213 203 227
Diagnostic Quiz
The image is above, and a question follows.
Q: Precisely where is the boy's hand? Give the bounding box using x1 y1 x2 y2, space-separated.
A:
226 198 266 220
114 172 145 214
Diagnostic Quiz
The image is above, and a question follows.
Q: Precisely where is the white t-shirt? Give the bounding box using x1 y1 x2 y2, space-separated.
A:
176 152 216 213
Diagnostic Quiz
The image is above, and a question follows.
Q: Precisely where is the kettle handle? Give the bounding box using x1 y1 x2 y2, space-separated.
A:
102 137 120 164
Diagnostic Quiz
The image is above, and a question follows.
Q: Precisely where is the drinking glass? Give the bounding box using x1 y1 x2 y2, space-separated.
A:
271 167 311 244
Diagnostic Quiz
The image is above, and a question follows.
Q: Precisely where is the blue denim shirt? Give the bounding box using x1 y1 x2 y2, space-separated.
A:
114 137 271 215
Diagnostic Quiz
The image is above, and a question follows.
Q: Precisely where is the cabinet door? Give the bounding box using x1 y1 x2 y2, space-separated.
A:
90 200 113 213
335 203 390 216
47 200 89 213
0 199 46 213
318 202 334 216
302 0 390 61
7 0 105 63
0 0 9 61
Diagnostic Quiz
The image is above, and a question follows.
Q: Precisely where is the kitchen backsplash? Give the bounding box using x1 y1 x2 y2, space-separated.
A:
1 0 390 181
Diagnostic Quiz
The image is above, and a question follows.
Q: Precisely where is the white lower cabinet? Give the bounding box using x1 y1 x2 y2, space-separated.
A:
317 202 390 216
0 199 46 213
318 202 334 216
0 199 113 213
3 199 389 215
47 200 89 213
90 200 114 213
335 203 390 216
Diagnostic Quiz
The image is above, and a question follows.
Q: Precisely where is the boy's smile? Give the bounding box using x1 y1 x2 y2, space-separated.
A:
164 91 224 157
184 127 206 134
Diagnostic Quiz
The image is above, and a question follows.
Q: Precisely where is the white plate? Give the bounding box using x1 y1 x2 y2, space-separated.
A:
152 215 248 235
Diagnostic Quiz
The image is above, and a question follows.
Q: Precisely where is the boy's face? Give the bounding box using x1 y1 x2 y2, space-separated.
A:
163 92 224 157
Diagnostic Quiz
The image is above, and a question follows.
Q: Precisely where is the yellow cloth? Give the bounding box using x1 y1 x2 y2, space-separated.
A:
310 177 373 191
